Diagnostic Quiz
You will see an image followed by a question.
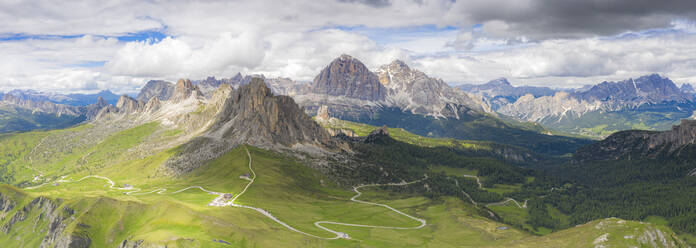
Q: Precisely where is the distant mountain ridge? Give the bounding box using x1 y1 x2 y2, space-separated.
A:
460 74 696 137
576 119 696 161
3 89 119 106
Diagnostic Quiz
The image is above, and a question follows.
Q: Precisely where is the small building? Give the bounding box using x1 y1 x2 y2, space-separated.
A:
239 173 251 180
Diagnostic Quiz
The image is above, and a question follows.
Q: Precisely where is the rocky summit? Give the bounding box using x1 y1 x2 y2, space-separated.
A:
311 54 387 101
574 74 689 103
166 78 340 174
136 80 175 102
377 59 484 117
171 78 203 102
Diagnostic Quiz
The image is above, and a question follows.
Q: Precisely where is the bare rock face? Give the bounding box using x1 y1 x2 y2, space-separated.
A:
82 96 110 120
316 105 330 122
143 97 161 113
115 95 142 114
576 119 696 161
171 79 203 102
136 80 175 102
209 77 331 146
377 59 485 118
165 78 340 174
311 54 387 101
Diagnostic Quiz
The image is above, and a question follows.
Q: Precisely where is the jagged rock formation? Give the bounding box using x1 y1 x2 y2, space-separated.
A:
311 54 386 101
170 79 203 102
377 60 485 118
165 78 341 174
316 105 330 122
115 95 143 114
136 80 175 102
576 119 696 161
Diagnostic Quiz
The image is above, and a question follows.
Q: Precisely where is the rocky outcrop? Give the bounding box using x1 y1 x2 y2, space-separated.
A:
143 97 162 113
311 54 386 101
364 125 390 143
115 95 142 114
316 105 330 122
136 80 175 102
0 193 15 217
576 119 696 161
170 79 203 102
165 78 342 174
0 196 89 248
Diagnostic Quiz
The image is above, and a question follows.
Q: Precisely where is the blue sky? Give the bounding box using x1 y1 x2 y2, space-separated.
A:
1 0 696 94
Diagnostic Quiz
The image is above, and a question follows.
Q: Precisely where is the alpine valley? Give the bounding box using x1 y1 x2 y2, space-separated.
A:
0 55 694 248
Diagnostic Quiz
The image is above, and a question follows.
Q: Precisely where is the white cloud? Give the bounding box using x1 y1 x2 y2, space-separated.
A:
2 0 696 94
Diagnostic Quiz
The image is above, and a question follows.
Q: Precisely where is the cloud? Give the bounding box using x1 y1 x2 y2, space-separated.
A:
106 32 267 79
418 31 696 87
448 0 696 40
2 0 696 94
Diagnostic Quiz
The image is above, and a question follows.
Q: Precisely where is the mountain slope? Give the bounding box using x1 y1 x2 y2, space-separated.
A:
575 119 696 161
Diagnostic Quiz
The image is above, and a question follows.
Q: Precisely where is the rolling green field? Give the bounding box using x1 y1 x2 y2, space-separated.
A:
0 122 688 247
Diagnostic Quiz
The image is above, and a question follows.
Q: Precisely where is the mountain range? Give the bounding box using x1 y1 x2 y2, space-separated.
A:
459 74 696 137
0 54 694 246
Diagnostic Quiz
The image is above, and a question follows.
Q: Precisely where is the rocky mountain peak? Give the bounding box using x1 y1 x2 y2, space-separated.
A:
115 95 141 114
316 105 330 122
575 74 687 102
96 96 107 106
311 54 387 101
136 80 175 102
488 78 512 86
171 78 202 102
209 77 333 146
166 78 341 174
143 96 161 113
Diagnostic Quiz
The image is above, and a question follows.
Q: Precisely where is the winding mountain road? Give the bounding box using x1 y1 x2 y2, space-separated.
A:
23 146 428 240
460 174 527 209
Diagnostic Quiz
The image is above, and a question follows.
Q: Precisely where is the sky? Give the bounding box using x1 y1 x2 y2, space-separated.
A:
2 0 696 94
